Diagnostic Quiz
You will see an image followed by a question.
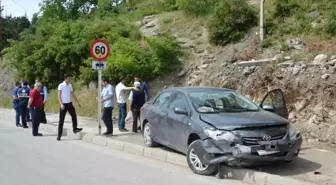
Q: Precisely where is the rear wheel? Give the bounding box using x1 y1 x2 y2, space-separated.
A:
143 122 158 147
187 140 218 176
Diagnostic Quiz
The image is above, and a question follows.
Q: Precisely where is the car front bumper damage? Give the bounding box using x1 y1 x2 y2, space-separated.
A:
193 132 302 166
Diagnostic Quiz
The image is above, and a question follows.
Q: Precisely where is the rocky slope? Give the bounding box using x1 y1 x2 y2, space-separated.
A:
139 15 336 146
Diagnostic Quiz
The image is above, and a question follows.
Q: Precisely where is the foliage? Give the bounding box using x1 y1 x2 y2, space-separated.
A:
0 16 31 53
177 0 217 16
3 0 181 89
207 0 257 45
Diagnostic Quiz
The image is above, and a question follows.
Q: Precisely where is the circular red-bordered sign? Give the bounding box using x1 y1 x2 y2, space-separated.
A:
90 39 110 61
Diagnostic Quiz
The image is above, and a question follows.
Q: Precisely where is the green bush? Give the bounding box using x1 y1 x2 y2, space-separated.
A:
323 11 336 36
207 0 257 45
177 0 217 16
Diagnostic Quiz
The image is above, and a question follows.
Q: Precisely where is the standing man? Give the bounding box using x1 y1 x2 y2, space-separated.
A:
35 78 48 124
116 77 134 132
17 81 30 128
27 82 44 136
100 78 114 136
20 79 32 122
134 76 149 101
128 81 146 133
12 82 21 127
57 74 83 141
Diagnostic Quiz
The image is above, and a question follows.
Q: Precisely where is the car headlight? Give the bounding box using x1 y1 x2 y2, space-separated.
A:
288 123 298 138
205 126 236 142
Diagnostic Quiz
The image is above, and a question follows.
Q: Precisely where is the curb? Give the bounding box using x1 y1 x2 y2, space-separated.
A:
39 124 317 185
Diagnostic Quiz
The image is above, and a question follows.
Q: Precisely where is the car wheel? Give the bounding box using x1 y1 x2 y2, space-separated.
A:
187 140 218 176
143 122 158 147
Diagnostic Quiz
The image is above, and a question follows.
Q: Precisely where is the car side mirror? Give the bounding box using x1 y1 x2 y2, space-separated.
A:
262 104 274 112
174 107 188 115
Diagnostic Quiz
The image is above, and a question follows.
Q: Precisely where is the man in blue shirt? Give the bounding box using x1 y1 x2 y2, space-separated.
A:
17 81 30 128
100 78 114 136
12 82 21 127
134 76 149 101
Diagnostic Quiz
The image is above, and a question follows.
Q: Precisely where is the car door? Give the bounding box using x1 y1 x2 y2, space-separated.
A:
259 89 289 119
165 92 192 152
148 91 173 145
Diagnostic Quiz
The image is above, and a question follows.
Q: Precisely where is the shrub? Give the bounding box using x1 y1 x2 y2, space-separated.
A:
323 11 336 36
177 0 217 16
207 0 257 45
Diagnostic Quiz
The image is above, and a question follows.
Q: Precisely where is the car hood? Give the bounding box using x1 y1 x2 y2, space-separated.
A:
199 111 289 130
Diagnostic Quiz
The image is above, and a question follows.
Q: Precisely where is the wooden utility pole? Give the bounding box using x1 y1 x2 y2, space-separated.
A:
0 0 3 61
260 0 265 41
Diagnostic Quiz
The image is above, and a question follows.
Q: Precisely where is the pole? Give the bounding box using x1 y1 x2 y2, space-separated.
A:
98 69 102 135
260 0 265 41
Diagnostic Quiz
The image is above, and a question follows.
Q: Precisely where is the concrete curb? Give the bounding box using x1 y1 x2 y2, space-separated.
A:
39 124 317 185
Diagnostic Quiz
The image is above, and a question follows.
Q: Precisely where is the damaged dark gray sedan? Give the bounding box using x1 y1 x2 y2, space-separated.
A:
140 87 302 176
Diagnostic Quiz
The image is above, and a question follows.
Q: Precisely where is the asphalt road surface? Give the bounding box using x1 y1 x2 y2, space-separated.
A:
0 120 244 185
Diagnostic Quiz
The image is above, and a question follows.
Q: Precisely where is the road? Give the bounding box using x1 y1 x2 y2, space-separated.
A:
0 120 243 185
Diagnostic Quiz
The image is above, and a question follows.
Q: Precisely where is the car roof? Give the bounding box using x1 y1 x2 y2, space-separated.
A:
164 86 235 93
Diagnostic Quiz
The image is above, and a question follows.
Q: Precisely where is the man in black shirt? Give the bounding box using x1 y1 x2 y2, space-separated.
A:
128 81 145 133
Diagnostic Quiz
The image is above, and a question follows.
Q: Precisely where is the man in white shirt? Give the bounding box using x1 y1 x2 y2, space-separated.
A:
100 78 114 136
115 77 133 132
57 74 83 141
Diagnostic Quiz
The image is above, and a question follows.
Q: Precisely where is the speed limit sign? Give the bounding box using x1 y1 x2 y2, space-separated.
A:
90 39 110 61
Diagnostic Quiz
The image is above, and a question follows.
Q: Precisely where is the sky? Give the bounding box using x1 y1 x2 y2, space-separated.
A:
2 0 41 21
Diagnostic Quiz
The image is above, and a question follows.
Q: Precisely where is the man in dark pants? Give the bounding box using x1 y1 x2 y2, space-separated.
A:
57 74 83 141
12 82 21 127
128 82 145 133
27 82 44 136
100 78 114 136
17 81 30 128
35 78 48 123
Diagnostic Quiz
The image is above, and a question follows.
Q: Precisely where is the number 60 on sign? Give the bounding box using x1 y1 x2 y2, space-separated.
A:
90 39 110 61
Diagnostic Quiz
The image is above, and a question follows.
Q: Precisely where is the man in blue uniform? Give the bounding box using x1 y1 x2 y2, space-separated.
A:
12 82 21 127
17 81 30 128
134 76 149 101
35 78 48 123
21 79 32 122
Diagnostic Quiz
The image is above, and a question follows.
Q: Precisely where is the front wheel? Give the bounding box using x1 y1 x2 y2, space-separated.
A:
143 122 158 147
187 140 218 176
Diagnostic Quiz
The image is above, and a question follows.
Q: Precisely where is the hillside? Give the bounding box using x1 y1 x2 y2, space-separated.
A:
1 0 336 145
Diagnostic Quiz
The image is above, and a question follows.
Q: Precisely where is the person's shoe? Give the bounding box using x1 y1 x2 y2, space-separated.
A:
119 128 128 132
27 119 32 122
57 137 61 141
22 125 29 128
73 128 83 134
16 124 22 127
103 132 113 136
33 133 43 137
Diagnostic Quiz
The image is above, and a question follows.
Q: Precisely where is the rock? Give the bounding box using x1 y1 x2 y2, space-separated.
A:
309 115 323 125
274 53 284 62
177 70 186 77
194 48 204 54
278 60 294 67
321 73 330 80
308 11 319 18
135 21 142 27
198 64 208 69
89 81 97 90
243 67 253 76
328 66 336 74
314 54 328 65
326 59 336 66
145 23 156 28
330 55 336 60
292 66 300 75
286 38 306 50
295 100 308 112
284 56 291 60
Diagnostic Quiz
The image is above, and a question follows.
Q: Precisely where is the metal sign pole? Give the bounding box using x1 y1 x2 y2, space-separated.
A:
98 69 102 135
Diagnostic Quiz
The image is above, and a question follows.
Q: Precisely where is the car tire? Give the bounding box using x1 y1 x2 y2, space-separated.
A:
143 122 158 147
187 140 218 176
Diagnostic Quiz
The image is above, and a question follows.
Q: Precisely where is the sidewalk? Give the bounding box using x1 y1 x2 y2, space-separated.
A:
1 108 335 185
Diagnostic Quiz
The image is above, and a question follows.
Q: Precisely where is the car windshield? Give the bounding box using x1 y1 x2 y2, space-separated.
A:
188 90 260 113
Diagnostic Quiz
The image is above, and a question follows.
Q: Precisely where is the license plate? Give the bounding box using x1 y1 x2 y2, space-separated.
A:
257 150 280 156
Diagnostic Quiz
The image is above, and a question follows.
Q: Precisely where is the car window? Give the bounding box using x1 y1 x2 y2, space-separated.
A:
188 90 260 113
168 93 190 111
153 91 172 108
262 90 285 109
